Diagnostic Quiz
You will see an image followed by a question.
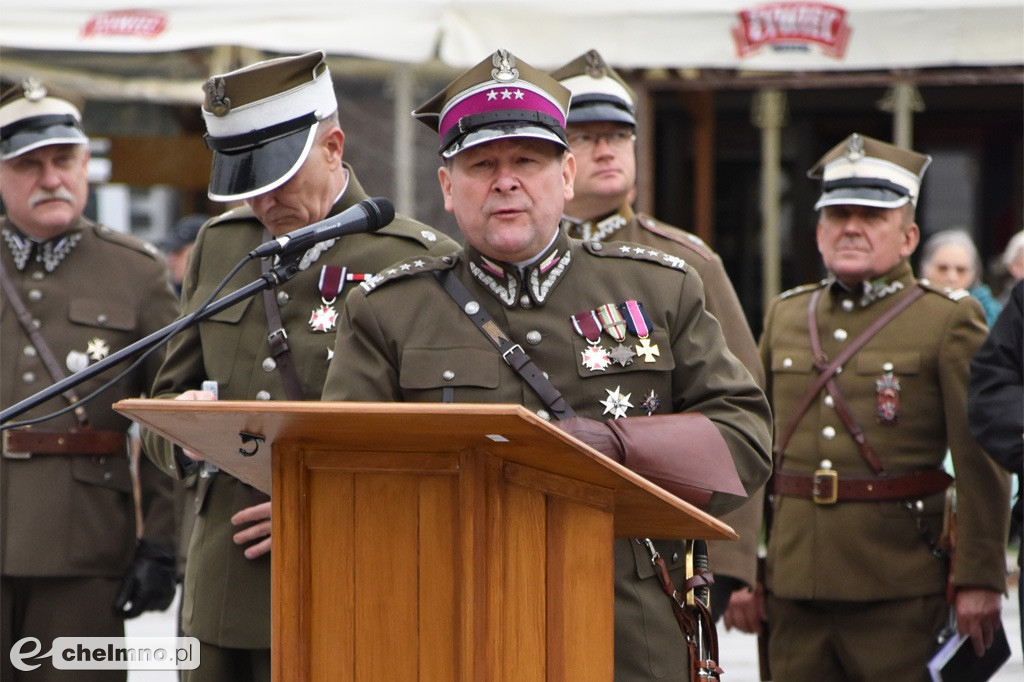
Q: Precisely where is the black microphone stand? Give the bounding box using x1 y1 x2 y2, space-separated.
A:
1 255 304 426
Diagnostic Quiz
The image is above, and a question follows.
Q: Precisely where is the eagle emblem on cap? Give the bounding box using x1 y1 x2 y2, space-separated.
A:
584 50 605 78
203 77 231 117
491 49 519 83
21 77 47 102
844 132 865 160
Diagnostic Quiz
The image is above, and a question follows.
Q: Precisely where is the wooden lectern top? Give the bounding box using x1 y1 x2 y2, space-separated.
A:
117 399 736 540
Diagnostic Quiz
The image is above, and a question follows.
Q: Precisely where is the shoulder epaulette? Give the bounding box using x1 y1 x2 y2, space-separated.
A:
636 213 714 261
917 279 972 301
377 218 450 249
205 206 253 227
779 281 824 300
361 253 458 294
94 223 162 261
583 240 688 272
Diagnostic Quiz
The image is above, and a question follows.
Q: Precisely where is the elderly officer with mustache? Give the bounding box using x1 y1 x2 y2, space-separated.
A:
1 79 178 681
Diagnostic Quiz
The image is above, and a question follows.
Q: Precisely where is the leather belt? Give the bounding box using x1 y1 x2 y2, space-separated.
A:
773 468 952 505
2 427 126 459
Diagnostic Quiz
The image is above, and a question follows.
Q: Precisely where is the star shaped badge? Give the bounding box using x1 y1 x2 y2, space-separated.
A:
86 337 110 361
608 343 636 367
600 386 633 419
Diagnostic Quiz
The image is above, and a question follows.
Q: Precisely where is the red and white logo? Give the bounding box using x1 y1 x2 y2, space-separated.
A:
81 11 168 39
733 3 851 59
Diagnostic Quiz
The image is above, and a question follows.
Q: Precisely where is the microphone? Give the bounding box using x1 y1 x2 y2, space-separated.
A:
249 197 395 259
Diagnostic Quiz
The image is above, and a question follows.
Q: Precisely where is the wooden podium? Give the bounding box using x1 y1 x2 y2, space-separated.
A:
117 400 733 681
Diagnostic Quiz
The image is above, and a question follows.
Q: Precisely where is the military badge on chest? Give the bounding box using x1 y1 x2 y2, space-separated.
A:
571 309 612 371
66 337 110 373
875 371 901 425
309 265 373 333
620 300 660 362
571 299 661 372
570 300 663 417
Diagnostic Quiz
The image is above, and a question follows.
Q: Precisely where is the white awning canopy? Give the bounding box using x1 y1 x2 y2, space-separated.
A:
2 0 1021 71
437 0 1024 70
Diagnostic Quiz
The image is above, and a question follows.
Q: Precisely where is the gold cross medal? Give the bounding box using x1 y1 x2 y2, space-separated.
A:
309 265 345 332
571 309 611 371
597 303 635 367
619 300 660 363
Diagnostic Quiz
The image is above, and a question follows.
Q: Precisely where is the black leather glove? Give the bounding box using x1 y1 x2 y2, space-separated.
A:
113 539 177 619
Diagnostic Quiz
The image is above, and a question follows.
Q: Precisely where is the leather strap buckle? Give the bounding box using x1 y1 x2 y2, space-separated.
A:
501 344 525 366
812 469 839 505
2 430 30 459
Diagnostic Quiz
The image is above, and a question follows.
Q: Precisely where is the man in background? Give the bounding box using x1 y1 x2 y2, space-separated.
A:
740 133 1009 679
158 213 207 296
1 78 178 681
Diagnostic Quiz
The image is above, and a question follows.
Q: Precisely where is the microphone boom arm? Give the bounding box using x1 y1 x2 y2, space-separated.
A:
1 255 304 426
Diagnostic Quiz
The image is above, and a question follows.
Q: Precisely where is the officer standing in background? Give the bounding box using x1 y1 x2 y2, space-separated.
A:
550 49 767 619
322 48 773 681
735 133 1010 680
158 213 206 297
1 79 178 680
140 51 456 681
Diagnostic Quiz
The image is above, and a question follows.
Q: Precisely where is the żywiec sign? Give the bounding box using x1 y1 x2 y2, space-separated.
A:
81 11 168 39
733 3 851 59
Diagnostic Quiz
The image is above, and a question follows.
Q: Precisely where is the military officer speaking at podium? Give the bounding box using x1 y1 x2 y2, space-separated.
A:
322 48 772 681
140 51 455 681
731 133 1012 681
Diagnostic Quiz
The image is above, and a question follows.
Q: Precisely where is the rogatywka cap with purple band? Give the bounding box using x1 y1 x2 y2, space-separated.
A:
414 49 571 159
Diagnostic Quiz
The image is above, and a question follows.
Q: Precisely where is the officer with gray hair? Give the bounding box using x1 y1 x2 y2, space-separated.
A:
141 51 455 681
1 78 178 681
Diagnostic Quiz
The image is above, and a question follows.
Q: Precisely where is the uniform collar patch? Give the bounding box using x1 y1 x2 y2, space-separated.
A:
561 203 633 242
828 265 910 308
2 226 82 272
467 235 572 308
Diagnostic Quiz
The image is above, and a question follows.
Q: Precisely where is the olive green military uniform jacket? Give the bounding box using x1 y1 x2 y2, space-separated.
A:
141 168 456 648
322 230 772 681
1 216 178 578
563 205 766 588
761 261 1010 601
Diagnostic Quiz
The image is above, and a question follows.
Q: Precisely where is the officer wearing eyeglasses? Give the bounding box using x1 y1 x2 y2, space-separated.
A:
551 49 768 623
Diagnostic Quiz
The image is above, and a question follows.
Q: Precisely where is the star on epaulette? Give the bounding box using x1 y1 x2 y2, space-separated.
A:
589 241 686 271
360 254 455 294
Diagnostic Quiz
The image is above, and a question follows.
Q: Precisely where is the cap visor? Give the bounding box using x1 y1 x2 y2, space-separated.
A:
567 103 636 127
814 187 911 210
1 124 88 160
207 125 315 202
443 124 567 159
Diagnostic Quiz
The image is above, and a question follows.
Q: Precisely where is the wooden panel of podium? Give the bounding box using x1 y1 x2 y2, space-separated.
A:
117 400 732 681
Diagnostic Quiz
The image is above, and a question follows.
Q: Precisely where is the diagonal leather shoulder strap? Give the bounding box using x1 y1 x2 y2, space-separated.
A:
773 284 925 459
260 246 305 401
433 269 576 420
0 261 89 426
